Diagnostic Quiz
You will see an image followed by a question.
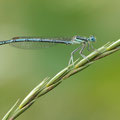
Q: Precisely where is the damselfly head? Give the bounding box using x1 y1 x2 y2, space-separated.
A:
89 36 96 42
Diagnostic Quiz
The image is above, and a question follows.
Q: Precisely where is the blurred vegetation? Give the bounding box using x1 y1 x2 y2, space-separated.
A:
0 0 120 120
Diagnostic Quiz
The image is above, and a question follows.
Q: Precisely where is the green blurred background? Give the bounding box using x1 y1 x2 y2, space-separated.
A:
0 0 120 120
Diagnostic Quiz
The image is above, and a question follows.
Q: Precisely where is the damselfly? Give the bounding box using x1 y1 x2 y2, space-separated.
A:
0 35 96 65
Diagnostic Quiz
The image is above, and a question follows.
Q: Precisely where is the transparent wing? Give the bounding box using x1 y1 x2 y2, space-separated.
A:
9 42 55 49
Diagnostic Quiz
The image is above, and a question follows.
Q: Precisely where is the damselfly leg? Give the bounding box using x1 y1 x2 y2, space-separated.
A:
68 46 82 65
79 42 87 59
69 42 92 66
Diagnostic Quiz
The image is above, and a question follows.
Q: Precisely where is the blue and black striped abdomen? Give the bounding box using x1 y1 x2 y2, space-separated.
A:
0 37 73 49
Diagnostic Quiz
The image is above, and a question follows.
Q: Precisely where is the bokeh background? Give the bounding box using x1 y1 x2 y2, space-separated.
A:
0 0 120 120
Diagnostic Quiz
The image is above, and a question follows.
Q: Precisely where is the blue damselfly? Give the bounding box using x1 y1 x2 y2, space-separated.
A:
0 35 96 65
